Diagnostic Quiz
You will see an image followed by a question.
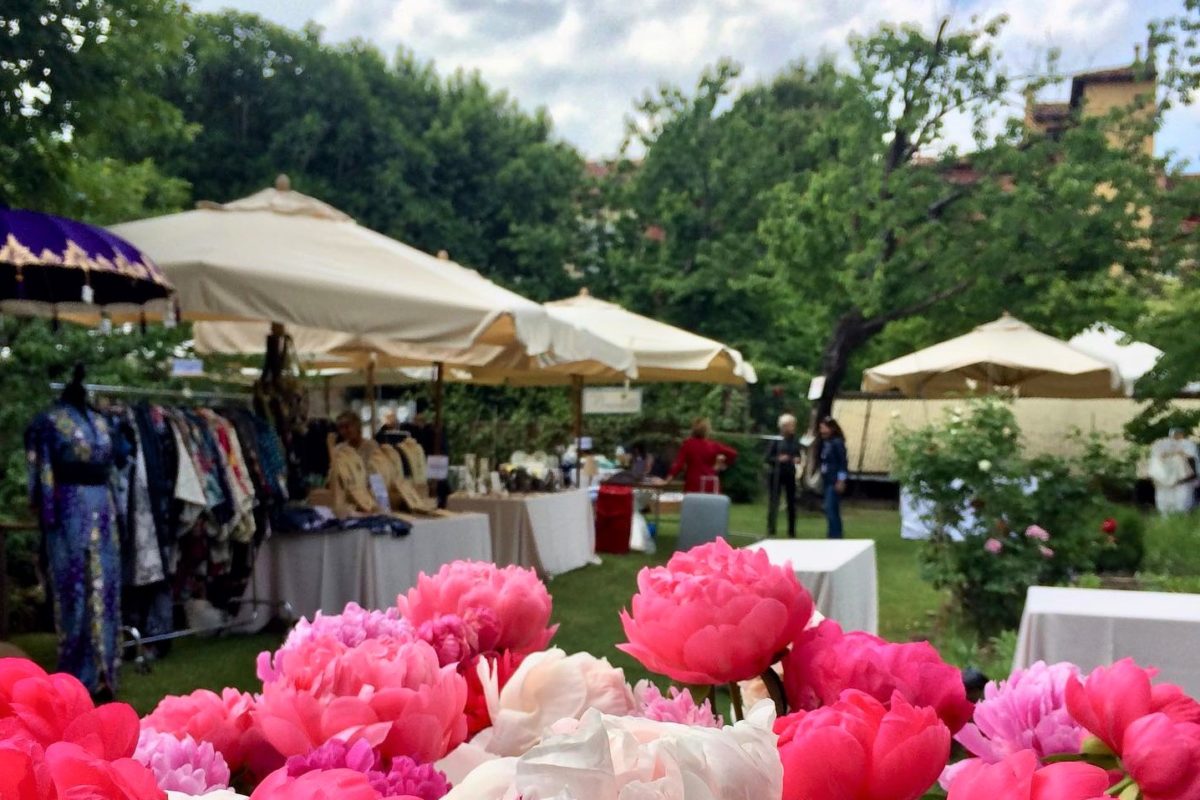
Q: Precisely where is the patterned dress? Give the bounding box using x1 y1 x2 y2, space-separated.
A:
26 403 121 693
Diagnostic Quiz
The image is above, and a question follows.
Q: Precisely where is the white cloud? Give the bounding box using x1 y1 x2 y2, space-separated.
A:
189 0 1195 162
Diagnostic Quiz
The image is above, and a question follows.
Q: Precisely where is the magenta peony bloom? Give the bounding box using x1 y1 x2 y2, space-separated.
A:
984 538 1004 554
942 662 1084 790
1024 525 1051 542
252 635 467 764
633 681 722 728
618 539 814 685
397 562 556 656
134 729 230 794
141 688 265 775
1039 546 1055 559
373 756 451 800
946 750 1111 800
1121 713 1200 800
775 690 951 800
416 615 479 668
251 767 413 800
783 620 974 734
42 741 164 800
262 604 415 684
1065 658 1200 755
286 739 380 776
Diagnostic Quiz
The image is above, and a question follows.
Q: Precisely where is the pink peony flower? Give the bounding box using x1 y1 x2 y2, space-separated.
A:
43 741 165 800
262 604 415 684
280 740 450 800
0 732 54 800
946 750 1111 800
286 739 380 776
1121 713 1200 800
141 688 264 775
618 539 814 685
775 690 951 800
633 681 723 728
252 635 467 764
416 615 479 668
942 662 1085 790
397 562 556 656
1039 546 1055 559
783 620 974 733
134 729 230 794
1024 525 1051 542
444 704 782 800
251 767 414 800
1065 658 1200 755
373 756 451 800
472 648 636 757
985 538 1004 554
461 651 523 738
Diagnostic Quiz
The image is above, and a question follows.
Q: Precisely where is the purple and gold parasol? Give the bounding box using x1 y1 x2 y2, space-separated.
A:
0 207 174 317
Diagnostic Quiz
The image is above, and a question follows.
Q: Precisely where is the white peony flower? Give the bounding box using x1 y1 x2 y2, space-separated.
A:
977 459 992 472
444 702 782 800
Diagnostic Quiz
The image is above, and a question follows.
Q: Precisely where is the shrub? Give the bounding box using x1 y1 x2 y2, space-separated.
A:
893 397 1113 639
1092 508 1146 574
1142 513 1200 577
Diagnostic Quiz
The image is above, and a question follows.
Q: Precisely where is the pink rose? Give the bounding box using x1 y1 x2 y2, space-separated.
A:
783 620 974 733
985 538 1004 554
619 539 814 684
1121 714 1200 800
397 562 556 655
946 750 1111 800
775 690 950 800
1024 525 1050 542
1065 659 1200 754
141 688 262 774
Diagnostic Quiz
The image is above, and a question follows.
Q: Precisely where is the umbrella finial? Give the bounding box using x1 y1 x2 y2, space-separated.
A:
275 174 291 192
436 250 449 260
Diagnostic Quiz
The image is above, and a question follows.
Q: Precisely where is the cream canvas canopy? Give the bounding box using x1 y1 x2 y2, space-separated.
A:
107 177 629 371
1068 323 1162 396
861 313 1122 398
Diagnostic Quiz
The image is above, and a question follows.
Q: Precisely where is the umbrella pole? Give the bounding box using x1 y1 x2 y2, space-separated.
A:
433 361 445 456
572 375 584 487
366 357 377 432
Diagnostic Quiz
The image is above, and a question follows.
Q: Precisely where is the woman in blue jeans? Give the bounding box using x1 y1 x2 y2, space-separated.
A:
818 417 849 538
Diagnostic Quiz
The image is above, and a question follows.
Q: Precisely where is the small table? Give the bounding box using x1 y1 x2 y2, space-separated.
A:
1015 586 1200 696
448 489 594 577
744 539 878 634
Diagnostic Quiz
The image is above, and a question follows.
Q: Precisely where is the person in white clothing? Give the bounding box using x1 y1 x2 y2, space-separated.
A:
1148 428 1198 514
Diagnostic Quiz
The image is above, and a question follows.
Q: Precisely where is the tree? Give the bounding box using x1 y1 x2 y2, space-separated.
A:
0 0 193 219
759 16 1176 423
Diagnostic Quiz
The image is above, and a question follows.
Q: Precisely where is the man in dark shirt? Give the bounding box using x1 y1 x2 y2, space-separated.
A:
765 413 801 537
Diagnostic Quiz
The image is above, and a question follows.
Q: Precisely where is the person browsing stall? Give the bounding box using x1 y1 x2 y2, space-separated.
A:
664 417 738 494
765 413 801 537
818 416 849 538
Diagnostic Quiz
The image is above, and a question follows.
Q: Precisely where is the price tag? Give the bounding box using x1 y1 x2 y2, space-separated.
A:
368 474 391 512
426 455 450 481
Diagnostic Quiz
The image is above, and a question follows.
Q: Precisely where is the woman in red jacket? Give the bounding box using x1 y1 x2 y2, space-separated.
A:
665 418 738 493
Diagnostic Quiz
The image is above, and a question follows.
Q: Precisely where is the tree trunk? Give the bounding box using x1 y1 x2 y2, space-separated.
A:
813 309 872 425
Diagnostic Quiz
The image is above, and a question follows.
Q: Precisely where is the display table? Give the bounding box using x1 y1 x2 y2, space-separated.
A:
1014 586 1200 696
244 512 491 623
447 490 594 577
744 539 878 634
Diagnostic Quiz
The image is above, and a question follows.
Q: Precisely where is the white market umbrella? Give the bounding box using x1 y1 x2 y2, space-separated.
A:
1068 323 1162 396
862 313 1122 398
107 176 586 356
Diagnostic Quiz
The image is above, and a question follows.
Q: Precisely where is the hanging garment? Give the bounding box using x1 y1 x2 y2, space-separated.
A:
329 442 379 515
169 416 207 536
26 403 122 694
399 436 429 484
379 445 438 514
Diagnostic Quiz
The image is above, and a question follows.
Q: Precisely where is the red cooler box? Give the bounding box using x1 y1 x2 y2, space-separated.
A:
595 484 633 554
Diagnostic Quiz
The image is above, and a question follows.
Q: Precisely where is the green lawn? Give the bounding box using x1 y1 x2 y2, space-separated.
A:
12 500 965 713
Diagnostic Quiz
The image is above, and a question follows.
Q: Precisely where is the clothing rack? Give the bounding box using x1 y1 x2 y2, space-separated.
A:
48 382 252 403
43 380 289 677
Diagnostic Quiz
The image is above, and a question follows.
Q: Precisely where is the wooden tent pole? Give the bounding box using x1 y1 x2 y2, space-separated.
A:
433 361 445 455
366 357 377 433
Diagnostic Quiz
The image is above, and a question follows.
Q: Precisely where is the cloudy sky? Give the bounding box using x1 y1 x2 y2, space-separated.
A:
190 0 1198 163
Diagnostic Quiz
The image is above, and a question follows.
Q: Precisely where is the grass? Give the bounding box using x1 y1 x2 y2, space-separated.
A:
11 499 976 711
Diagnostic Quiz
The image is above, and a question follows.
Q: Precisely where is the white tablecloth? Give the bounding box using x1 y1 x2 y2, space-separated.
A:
447 490 594 577
744 539 878 634
243 513 492 623
1015 586 1200 696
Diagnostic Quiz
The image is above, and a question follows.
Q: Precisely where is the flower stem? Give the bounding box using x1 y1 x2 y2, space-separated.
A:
760 667 788 718
728 681 745 722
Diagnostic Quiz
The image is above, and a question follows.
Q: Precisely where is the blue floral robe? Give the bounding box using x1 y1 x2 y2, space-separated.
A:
26 403 121 693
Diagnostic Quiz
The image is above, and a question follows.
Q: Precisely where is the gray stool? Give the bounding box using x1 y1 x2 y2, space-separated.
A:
677 493 731 551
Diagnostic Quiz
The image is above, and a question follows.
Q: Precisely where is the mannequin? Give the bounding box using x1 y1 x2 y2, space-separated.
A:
26 363 121 695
